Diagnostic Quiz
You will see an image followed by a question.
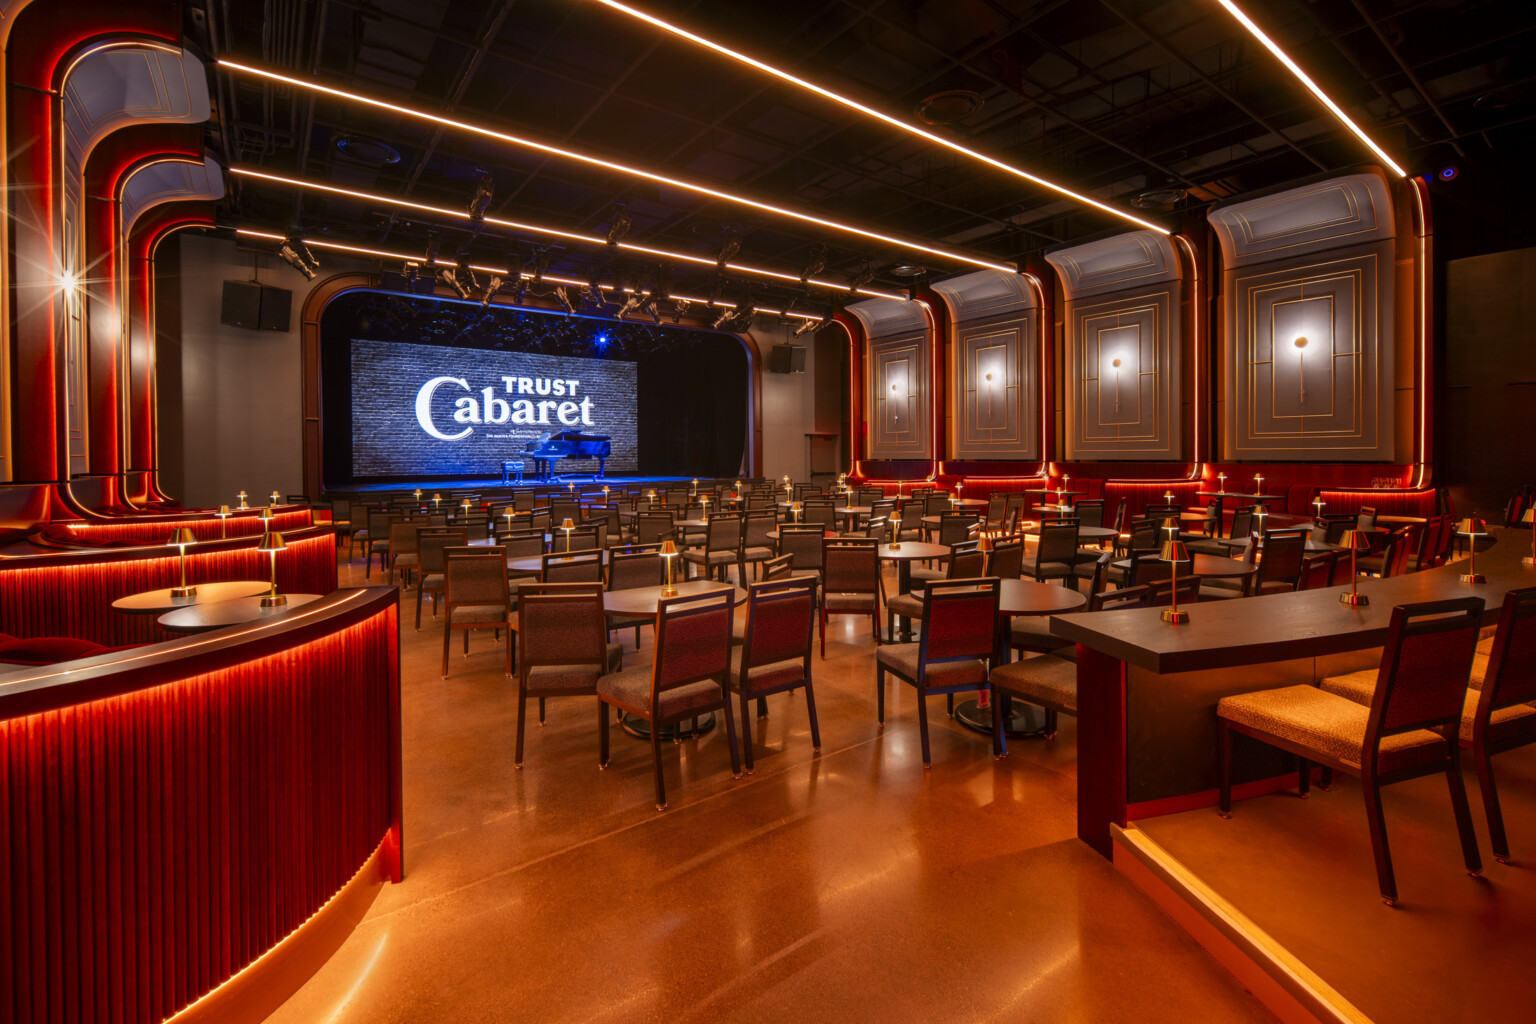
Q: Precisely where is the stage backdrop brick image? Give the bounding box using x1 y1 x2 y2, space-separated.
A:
350 338 638 477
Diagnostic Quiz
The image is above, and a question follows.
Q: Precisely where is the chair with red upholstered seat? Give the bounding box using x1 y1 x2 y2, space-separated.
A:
875 577 1001 766
1218 597 1485 905
597 591 741 810
730 577 819 773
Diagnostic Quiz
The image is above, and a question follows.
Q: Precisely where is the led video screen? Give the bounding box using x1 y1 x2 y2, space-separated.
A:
349 338 638 477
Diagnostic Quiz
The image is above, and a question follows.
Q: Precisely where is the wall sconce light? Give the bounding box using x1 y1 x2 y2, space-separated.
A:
1293 335 1309 403
1110 357 1123 412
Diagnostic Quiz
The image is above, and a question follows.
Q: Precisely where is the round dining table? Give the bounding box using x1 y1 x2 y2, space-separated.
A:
158 593 324 634
603 581 745 740
878 541 949 596
506 550 611 575
112 579 271 614
1209 535 1340 554
954 580 1088 739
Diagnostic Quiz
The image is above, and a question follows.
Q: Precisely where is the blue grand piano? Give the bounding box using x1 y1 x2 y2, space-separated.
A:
523 430 611 481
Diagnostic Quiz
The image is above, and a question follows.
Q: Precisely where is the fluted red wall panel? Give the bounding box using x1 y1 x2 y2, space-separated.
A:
0 529 338 644
0 592 398 1024
60 507 312 545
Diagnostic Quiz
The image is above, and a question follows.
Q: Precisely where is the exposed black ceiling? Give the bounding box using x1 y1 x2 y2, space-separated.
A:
188 0 1536 314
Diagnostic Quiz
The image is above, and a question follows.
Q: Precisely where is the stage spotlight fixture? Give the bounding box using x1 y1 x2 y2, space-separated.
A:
616 293 643 320
480 275 503 307
716 227 742 268
424 231 442 266
670 298 690 323
793 317 819 336
800 244 827 284
606 202 632 245
438 266 472 299
277 242 317 280
644 297 662 323
712 306 734 329
514 276 529 304
554 285 575 314
403 260 420 288
585 275 606 308
467 173 493 225
296 241 320 271
849 263 877 293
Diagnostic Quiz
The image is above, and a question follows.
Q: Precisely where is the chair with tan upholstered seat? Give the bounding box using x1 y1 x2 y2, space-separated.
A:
514 583 623 768
1217 597 1485 905
441 551 514 679
819 538 883 656
875 578 1000 766
414 527 468 629
597 591 741 810
885 545 985 645
991 583 1152 751
730 577 818 773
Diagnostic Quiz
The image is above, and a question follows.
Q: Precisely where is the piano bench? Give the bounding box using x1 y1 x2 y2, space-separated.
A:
501 460 526 485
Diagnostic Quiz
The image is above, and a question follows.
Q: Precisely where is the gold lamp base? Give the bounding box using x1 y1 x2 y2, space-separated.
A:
1524 556 1534 566
260 593 288 607
1340 592 1369 607
889 541 901 550
1161 608 1189 624
660 585 678 598
1461 573 1486 584
170 585 197 598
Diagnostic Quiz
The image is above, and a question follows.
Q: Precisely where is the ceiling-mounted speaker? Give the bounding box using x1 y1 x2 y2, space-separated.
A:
221 281 292 332
769 344 807 374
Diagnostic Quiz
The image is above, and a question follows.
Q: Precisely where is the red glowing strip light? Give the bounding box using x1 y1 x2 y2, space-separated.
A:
217 60 1016 273
230 167 903 301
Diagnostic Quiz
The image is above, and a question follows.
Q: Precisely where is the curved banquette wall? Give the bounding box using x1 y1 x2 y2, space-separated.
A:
0 586 402 1024
0 526 339 645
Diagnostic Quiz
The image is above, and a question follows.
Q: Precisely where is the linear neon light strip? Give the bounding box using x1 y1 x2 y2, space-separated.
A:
218 60 1017 273
235 228 820 318
230 167 903 301
1214 0 1407 177
590 0 1167 235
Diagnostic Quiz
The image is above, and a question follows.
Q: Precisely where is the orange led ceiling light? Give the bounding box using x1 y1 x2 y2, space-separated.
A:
589 0 1167 234
1214 0 1407 177
219 60 1017 273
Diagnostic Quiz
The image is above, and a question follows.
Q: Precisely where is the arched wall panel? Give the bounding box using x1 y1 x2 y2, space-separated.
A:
931 270 1039 461
1048 230 1184 461
1210 171 1396 462
848 297 932 462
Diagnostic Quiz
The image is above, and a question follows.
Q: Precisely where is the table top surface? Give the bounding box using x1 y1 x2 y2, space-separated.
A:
1055 529 1524 675
1023 524 1118 541
112 580 272 613
602 581 745 617
1199 491 1287 502
158 593 324 633
998 579 1089 616
506 550 611 573
949 498 987 507
1210 535 1340 553
878 542 950 561
1112 553 1259 578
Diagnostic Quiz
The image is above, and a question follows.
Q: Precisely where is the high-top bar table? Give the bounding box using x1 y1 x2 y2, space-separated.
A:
1053 529 1529 858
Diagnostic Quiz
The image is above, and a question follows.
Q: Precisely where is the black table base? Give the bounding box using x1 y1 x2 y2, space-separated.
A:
953 698 1051 739
620 712 716 741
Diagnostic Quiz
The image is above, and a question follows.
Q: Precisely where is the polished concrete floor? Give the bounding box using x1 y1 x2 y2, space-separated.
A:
1140 743 1536 1024
267 556 1272 1023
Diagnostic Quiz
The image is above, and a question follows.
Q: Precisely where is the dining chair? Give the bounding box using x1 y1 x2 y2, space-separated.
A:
1218 597 1485 905
514 583 621 768
1010 552 1116 658
414 527 469 629
986 539 1025 579
777 525 826 586
681 512 743 582
819 538 883 657
1252 531 1308 594
607 549 666 648
875 577 1001 766
597 590 742 810
740 509 779 579
992 584 1153 752
884 545 985 643
731 577 819 773
542 548 604 584
1025 522 1079 587
441 551 514 678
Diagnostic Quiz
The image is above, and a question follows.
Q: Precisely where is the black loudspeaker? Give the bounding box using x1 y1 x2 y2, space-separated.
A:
769 344 807 373
221 281 293 332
